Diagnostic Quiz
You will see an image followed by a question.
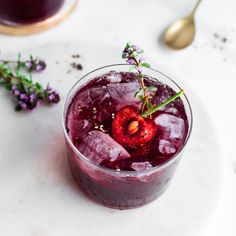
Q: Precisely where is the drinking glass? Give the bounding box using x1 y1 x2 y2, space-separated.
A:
62 64 193 209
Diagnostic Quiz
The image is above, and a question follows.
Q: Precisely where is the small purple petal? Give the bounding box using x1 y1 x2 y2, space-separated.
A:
13 89 20 96
12 85 17 90
35 60 46 72
29 93 36 99
52 93 60 103
46 85 52 91
25 61 32 69
21 103 27 110
126 59 135 65
35 64 44 72
28 99 39 110
137 67 143 73
20 93 28 101
47 91 60 103
48 94 55 101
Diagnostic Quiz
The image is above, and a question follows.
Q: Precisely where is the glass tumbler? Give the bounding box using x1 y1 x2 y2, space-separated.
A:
62 64 193 209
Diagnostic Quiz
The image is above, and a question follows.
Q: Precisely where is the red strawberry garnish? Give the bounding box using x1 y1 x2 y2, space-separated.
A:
112 106 157 147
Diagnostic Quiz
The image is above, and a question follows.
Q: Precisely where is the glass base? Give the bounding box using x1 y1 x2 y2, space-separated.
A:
0 0 78 35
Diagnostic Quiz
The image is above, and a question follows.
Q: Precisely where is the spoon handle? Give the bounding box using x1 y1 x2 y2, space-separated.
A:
190 0 202 16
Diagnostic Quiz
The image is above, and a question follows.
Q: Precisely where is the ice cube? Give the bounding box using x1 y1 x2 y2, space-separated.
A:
105 71 122 83
158 139 176 154
151 87 174 111
131 162 152 171
155 114 185 140
77 130 130 164
68 119 92 140
72 87 114 122
107 82 141 110
73 87 110 109
165 107 179 116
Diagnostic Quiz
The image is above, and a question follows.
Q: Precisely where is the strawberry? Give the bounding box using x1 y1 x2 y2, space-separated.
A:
112 106 157 147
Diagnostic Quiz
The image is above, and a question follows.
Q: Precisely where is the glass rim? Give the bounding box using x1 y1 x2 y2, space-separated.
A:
62 63 193 175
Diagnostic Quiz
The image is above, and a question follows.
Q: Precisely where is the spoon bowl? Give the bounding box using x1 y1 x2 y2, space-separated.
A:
163 16 195 50
163 0 202 50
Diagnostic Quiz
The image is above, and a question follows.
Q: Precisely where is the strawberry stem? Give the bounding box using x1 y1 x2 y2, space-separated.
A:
141 90 184 118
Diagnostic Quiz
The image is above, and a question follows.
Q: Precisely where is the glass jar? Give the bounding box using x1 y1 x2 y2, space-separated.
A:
62 64 193 209
0 0 65 25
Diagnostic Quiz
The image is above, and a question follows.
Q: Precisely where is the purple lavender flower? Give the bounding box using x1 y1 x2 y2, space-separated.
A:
46 85 52 91
25 57 46 72
48 94 55 102
122 42 148 72
126 58 136 65
47 91 60 103
1 53 60 112
29 93 36 103
20 102 27 110
20 93 28 102
11 85 17 90
12 88 20 96
35 60 46 72
27 99 39 110
25 61 32 70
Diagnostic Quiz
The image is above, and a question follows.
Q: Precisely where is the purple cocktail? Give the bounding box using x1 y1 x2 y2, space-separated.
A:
0 0 64 25
63 64 192 209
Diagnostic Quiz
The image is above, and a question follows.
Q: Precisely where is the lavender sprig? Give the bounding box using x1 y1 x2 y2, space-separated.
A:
122 42 184 118
0 54 46 73
0 55 60 111
24 55 46 72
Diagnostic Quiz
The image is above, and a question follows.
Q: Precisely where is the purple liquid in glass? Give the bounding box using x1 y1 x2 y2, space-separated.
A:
0 0 64 25
64 69 191 209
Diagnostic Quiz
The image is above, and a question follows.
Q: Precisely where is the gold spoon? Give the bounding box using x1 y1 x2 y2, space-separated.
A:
163 0 202 49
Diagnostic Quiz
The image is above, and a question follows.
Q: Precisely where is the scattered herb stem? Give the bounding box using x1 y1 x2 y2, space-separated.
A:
0 60 18 64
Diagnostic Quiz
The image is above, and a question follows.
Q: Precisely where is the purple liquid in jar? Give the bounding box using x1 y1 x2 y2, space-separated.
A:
64 70 191 209
0 0 64 25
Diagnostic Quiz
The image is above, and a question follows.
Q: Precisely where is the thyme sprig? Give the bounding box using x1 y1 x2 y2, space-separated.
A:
0 54 60 111
122 42 184 118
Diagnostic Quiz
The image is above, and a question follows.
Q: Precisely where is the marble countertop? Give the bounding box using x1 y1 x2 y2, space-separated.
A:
0 0 235 235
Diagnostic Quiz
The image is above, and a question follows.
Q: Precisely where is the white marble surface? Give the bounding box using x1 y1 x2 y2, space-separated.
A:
0 0 235 235
0 42 223 236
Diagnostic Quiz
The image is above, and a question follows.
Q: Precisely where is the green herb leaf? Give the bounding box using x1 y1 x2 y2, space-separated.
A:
35 82 42 90
4 83 12 90
147 85 157 92
146 102 154 110
134 88 142 98
122 53 127 59
141 63 151 68
138 95 144 102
